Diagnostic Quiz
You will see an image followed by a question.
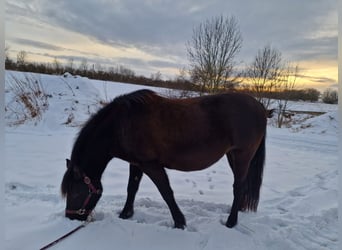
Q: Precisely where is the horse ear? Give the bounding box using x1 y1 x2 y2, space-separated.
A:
65 159 81 180
66 159 71 169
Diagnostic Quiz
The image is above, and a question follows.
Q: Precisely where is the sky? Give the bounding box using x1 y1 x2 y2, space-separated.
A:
5 0 338 91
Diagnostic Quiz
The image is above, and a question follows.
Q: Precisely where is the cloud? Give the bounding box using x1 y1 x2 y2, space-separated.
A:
36 1 195 46
12 38 64 51
6 0 337 77
283 36 337 62
297 74 337 84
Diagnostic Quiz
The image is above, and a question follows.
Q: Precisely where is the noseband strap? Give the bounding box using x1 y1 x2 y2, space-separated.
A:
65 174 102 216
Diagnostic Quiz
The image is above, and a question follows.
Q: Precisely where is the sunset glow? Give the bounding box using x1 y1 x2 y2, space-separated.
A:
5 0 337 91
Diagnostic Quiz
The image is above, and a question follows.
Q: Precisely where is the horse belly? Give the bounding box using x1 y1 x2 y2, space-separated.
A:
164 147 227 171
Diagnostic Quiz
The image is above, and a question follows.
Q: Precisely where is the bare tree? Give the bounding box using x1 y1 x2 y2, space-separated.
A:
79 58 88 75
187 15 242 93
52 57 62 74
118 65 135 77
246 45 282 109
151 71 162 81
66 58 74 74
5 44 14 68
95 62 105 73
247 45 300 127
17 50 28 68
274 64 299 128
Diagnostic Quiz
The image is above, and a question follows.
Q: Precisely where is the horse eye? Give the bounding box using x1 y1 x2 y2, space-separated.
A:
68 185 81 197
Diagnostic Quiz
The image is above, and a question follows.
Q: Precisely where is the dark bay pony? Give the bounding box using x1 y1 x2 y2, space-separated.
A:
61 89 270 228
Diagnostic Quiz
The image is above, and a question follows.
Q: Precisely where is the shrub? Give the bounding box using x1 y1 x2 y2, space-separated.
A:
301 88 320 102
6 73 49 125
322 88 338 104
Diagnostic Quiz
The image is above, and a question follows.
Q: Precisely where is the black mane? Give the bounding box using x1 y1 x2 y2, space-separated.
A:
113 89 158 107
70 89 158 168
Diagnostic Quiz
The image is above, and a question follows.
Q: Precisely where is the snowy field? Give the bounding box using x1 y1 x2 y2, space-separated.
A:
4 71 338 250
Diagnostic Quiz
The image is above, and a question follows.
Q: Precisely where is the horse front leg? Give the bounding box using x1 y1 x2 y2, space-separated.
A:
119 164 143 219
142 164 186 229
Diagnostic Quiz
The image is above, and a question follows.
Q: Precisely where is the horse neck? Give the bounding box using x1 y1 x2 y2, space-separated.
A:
83 156 112 181
72 104 120 180
71 143 114 181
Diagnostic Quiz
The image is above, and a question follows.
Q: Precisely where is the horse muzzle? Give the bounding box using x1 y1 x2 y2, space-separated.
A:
65 175 102 221
65 208 94 221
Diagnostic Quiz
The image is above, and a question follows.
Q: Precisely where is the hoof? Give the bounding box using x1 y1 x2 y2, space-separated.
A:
174 222 186 229
226 216 237 228
119 209 134 219
225 221 236 228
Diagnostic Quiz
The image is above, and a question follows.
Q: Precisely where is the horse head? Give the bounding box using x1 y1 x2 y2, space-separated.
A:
61 159 103 221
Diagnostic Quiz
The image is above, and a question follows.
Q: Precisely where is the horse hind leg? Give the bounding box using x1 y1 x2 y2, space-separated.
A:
119 164 143 219
226 138 265 228
226 152 248 211
225 150 252 228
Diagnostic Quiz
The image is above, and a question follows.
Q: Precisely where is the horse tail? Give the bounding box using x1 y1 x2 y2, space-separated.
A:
242 135 266 212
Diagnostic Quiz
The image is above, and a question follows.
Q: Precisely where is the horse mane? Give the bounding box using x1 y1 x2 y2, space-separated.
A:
113 89 159 108
72 89 158 168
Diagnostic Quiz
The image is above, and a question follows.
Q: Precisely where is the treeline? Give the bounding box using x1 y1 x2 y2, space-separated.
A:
239 87 321 102
5 54 199 92
5 52 332 103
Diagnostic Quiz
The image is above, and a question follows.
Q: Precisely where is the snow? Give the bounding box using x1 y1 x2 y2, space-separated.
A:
4 71 338 250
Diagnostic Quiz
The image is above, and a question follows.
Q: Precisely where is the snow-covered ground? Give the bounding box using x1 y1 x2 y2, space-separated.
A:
4 71 338 250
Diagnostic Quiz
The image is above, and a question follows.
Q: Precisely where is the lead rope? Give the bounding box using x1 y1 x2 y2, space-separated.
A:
39 213 94 250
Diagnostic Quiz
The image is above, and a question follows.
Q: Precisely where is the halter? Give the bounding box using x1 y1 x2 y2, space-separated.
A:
65 174 102 217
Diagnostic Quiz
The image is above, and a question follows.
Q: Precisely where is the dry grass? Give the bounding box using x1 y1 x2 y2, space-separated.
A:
6 73 49 125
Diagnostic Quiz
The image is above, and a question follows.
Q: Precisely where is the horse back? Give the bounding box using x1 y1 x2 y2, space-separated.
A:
117 91 267 170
